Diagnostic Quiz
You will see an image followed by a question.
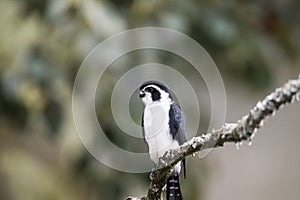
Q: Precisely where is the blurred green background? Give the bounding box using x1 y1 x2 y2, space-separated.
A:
0 0 300 200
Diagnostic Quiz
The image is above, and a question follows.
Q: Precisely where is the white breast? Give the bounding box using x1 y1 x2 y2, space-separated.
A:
143 102 180 163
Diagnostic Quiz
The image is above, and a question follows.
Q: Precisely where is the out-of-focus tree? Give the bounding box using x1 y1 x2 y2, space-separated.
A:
0 0 299 199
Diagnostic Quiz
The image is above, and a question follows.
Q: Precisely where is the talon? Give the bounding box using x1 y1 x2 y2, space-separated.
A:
150 167 156 180
150 172 154 180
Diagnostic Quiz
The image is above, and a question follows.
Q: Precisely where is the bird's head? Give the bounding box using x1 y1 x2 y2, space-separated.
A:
139 81 173 106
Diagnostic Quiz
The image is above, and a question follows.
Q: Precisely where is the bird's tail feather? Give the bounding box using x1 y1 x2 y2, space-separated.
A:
166 172 183 200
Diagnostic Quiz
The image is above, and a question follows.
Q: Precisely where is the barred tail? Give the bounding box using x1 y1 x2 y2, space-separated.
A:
166 172 183 200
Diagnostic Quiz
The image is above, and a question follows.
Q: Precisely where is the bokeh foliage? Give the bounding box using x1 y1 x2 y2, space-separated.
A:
0 0 299 199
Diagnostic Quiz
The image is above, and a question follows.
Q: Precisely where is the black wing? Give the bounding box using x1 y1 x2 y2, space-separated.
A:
169 102 187 178
169 103 187 144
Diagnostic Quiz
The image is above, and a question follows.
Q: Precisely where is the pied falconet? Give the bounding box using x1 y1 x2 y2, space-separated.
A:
139 80 187 200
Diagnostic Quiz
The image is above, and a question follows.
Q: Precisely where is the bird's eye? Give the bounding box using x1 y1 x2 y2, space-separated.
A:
146 87 153 93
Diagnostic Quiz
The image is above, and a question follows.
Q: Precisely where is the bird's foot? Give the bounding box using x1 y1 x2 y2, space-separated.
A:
150 161 161 180
150 167 156 180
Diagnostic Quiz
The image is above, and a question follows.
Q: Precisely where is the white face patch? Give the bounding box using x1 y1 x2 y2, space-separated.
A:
141 91 153 105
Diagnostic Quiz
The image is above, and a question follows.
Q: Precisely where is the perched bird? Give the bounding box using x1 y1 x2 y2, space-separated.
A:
139 80 187 200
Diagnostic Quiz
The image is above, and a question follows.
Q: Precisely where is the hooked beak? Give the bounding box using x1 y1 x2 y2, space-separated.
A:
139 91 145 98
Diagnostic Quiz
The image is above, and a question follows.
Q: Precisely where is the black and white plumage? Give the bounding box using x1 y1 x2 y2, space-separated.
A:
139 81 187 200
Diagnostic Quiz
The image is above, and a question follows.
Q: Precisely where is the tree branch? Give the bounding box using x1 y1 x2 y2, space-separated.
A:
127 75 300 200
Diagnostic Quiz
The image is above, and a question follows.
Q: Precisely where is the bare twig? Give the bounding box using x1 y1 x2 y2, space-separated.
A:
127 75 300 200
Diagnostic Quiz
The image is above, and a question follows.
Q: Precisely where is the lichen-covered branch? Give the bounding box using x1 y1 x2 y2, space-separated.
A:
127 75 300 200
